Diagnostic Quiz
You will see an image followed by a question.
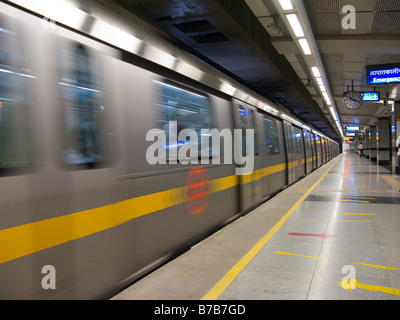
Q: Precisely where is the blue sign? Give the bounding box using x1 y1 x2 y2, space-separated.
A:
367 64 400 85
346 126 360 131
361 92 380 101
345 132 356 137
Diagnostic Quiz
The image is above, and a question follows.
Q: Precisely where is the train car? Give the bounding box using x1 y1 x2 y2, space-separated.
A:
0 1 340 299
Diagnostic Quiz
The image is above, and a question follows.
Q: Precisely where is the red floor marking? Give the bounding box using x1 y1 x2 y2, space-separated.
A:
288 232 337 239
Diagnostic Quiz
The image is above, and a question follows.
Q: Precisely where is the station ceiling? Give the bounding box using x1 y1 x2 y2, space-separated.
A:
107 0 400 141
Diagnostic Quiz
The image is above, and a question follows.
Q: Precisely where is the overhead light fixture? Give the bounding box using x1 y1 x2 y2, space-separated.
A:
319 85 327 92
286 14 304 37
279 0 293 11
298 38 312 55
316 77 324 86
330 107 338 121
311 67 321 78
9 0 86 29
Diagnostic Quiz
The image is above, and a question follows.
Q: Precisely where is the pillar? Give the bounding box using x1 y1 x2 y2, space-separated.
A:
377 118 391 166
394 101 400 174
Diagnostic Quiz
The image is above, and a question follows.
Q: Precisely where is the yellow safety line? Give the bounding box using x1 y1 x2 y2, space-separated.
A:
355 262 400 271
381 176 400 192
201 155 342 300
338 279 400 296
274 251 329 260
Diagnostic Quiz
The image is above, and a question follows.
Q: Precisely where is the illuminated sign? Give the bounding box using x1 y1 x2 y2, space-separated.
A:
346 126 360 131
361 92 380 101
367 64 400 85
345 132 356 137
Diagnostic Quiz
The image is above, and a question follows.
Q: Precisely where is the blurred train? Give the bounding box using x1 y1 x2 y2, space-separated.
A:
0 0 340 299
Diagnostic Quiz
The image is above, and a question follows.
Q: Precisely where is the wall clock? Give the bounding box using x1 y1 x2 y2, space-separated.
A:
343 91 363 110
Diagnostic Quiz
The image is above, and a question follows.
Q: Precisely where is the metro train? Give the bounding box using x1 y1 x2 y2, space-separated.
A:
0 1 340 299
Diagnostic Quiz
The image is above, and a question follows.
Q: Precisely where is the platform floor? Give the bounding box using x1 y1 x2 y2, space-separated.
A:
111 152 400 300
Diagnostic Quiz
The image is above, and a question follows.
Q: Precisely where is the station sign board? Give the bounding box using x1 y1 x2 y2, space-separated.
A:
345 132 356 137
360 91 380 101
346 126 360 131
367 63 400 85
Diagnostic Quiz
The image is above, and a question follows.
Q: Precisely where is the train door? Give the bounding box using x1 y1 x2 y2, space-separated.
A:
310 132 317 170
321 138 326 163
292 126 305 179
233 100 262 211
316 135 322 167
303 130 312 174
327 141 331 160
283 121 295 184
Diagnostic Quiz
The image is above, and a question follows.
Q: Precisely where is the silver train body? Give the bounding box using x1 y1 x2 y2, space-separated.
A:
0 1 340 299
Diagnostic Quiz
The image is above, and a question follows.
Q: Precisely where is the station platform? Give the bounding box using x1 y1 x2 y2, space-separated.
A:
111 152 400 300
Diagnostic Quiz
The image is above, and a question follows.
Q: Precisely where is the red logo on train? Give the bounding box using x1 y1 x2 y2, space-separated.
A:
184 166 210 216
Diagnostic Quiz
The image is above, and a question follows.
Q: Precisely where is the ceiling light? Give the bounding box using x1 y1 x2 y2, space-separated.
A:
319 85 326 92
311 67 321 78
286 14 304 37
325 97 332 105
316 77 324 86
279 0 293 11
330 107 338 121
298 38 312 55
10 0 86 29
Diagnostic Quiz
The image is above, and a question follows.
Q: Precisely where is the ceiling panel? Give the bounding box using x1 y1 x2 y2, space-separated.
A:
371 12 400 34
104 0 400 139
304 0 341 13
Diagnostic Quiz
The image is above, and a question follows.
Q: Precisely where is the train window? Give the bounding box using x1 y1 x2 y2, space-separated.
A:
57 42 107 167
293 127 303 154
263 117 280 155
0 15 35 175
153 81 212 158
237 106 258 156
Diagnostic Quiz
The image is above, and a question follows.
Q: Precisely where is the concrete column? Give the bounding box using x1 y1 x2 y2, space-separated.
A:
362 131 367 158
377 118 391 166
370 126 377 162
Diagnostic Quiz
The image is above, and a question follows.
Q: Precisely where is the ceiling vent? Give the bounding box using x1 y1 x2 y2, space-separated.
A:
173 19 216 33
190 32 228 44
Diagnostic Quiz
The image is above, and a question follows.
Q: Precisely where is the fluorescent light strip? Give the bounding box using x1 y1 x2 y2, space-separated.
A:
330 107 338 121
316 77 324 86
10 0 86 29
319 85 326 92
286 14 304 37
298 38 312 55
311 67 321 77
279 0 293 11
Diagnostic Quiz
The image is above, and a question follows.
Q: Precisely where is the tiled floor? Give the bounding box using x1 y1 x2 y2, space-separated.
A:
112 152 400 300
